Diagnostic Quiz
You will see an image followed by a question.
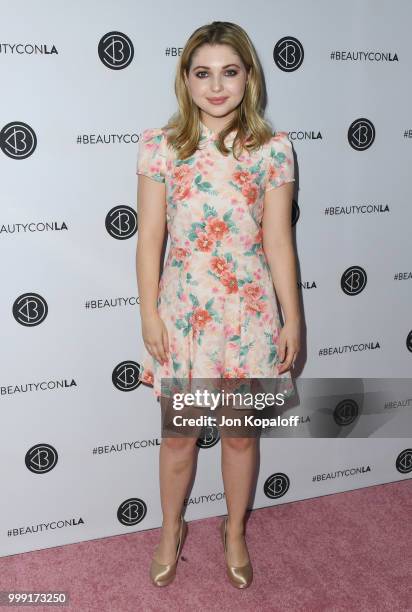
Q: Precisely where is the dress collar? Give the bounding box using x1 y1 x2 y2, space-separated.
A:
200 120 237 145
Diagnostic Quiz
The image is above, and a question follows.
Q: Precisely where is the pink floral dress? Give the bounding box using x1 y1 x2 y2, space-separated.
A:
136 122 295 402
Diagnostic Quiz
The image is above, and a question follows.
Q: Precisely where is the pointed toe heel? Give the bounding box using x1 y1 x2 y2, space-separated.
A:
150 515 187 587
220 516 253 589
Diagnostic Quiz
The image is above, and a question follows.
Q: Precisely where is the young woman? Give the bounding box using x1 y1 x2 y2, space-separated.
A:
136 21 301 589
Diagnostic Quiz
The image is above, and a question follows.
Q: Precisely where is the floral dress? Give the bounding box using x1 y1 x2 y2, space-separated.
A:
136 121 296 402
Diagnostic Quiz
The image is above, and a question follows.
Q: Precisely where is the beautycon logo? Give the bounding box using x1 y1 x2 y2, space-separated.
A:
196 424 220 449
0 121 37 159
25 444 58 474
112 361 142 391
333 398 359 426
348 118 375 151
98 31 134 70
264 473 290 499
13 293 48 326
117 498 147 526
395 449 412 474
406 331 412 353
341 266 367 295
273 36 304 72
292 199 300 226
105 205 137 239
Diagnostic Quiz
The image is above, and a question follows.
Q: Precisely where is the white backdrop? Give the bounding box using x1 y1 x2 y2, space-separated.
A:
1 0 411 557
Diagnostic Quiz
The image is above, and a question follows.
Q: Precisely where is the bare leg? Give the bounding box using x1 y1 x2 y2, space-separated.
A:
152 436 198 563
221 436 258 565
153 399 202 564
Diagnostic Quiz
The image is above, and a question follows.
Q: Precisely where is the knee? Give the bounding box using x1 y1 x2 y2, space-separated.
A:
221 436 256 452
161 435 199 453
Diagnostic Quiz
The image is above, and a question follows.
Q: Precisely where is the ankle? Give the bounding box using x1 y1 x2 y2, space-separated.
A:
161 517 182 532
226 518 245 537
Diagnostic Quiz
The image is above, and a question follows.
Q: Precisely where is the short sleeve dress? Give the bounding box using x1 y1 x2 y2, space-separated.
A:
136 122 296 402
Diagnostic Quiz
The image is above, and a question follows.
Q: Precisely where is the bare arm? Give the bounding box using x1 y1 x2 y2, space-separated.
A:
136 173 169 364
262 181 300 323
262 181 301 371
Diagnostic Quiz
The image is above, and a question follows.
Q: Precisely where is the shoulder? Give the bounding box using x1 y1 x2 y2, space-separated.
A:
136 128 168 180
138 127 169 163
266 131 292 152
140 127 166 145
264 131 293 166
263 131 295 190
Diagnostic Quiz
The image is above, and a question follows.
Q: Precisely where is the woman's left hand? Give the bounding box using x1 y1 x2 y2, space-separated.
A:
277 318 301 374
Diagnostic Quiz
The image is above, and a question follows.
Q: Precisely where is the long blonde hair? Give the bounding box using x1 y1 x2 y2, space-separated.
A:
162 21 275 161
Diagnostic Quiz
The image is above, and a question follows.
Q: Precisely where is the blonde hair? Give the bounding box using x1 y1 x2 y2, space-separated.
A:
161 21 274 161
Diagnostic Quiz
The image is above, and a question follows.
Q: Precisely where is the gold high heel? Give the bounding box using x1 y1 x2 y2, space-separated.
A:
220 516 253 589
150 515 187 587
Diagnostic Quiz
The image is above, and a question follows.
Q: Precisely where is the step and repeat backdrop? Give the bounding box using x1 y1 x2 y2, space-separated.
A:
1 1 411 557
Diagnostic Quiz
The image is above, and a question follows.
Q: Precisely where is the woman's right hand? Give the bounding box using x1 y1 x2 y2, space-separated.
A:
141 311 170 366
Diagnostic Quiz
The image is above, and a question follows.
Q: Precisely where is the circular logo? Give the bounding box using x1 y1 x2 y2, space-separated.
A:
105 205 137 240
333 398 359 426
273 36 304 72
0 121 37 159
406 331 412 353
112 361 142 391
292 199 299 226
341 266 367 295
117 498 147 526
348 119 375 151
396 449 412 474
25 444 58 474
196 424 220 448
13 292 48 326
263 473 290 499
98 31 134 70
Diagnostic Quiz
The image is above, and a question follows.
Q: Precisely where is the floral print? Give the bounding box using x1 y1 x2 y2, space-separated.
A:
136 122 295 401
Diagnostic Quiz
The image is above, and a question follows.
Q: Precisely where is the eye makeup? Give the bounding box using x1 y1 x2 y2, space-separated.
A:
195 69 239 78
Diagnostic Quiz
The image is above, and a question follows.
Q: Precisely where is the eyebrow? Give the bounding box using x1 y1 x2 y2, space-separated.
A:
192 63 241 70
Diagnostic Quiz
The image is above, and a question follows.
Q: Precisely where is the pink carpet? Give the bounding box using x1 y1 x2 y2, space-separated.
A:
2 480 411 612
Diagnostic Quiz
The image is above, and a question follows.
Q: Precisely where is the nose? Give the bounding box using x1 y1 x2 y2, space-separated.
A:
210 76 224 92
